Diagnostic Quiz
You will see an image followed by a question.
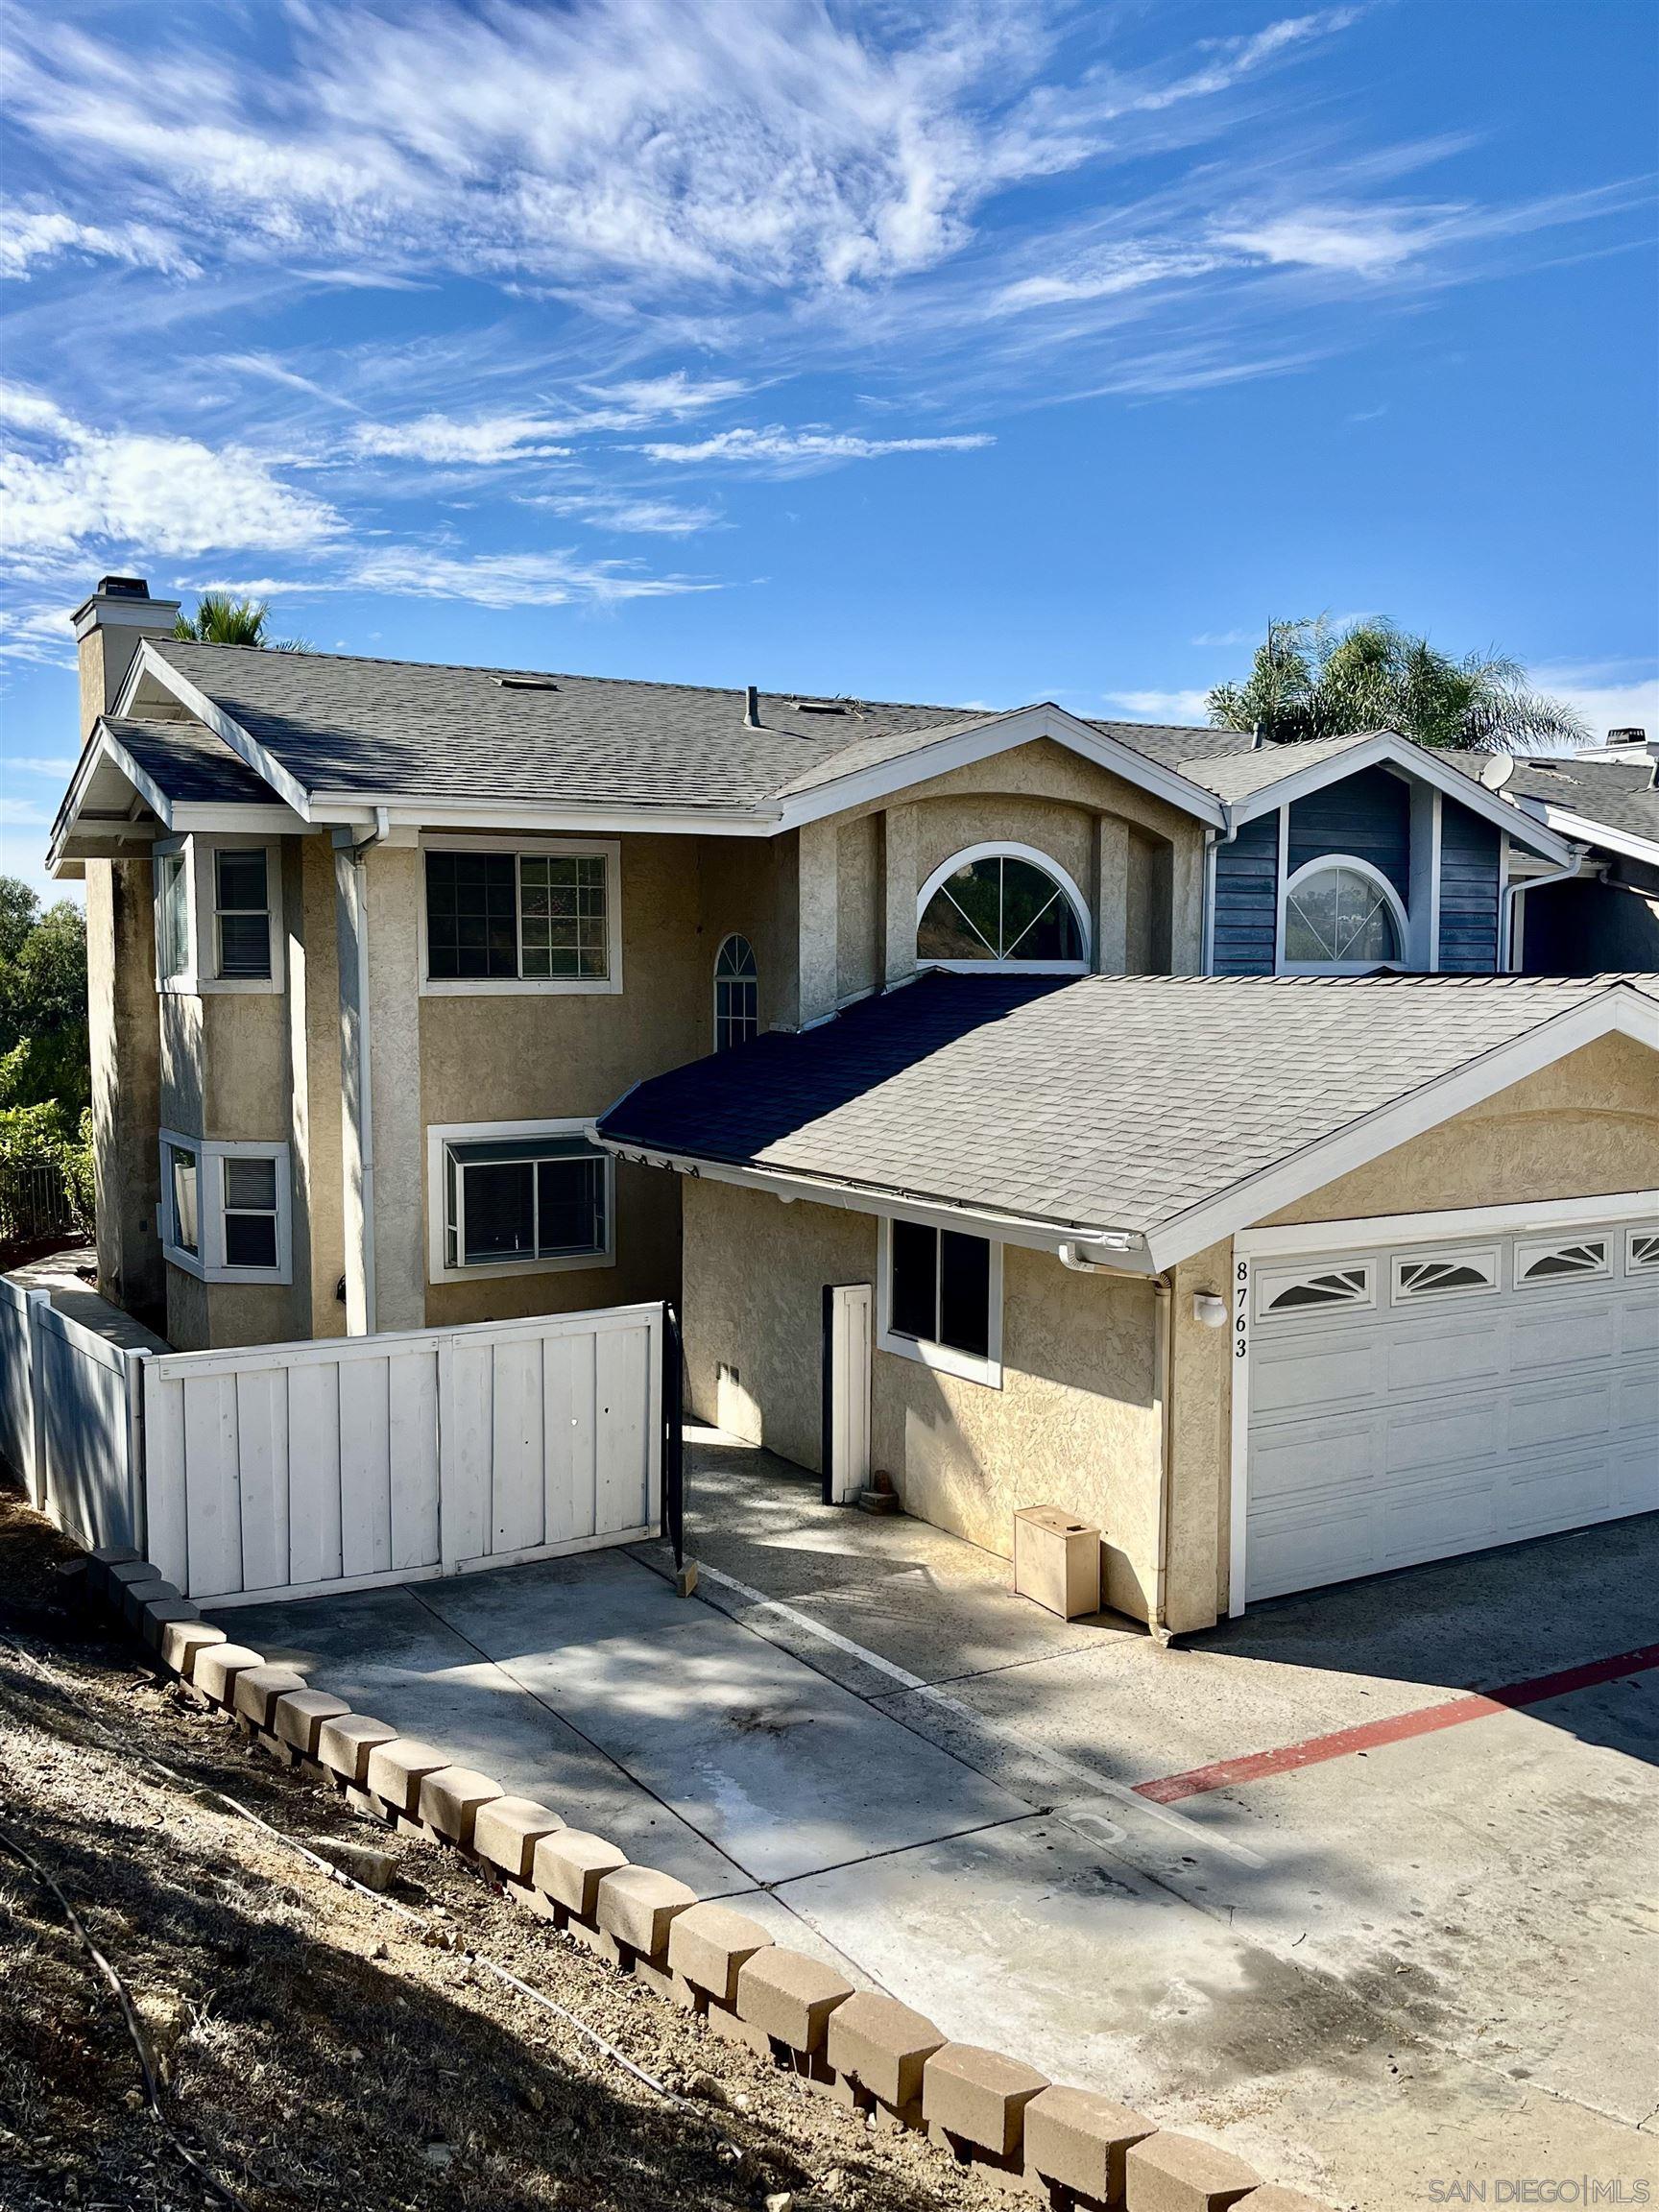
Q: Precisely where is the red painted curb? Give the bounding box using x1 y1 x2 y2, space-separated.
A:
1134 1641 1659 1805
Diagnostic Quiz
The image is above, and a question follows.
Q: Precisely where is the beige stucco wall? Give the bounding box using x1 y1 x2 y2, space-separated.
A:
85 858 165 1327
287 836 346 1339
682 1178 1163 1614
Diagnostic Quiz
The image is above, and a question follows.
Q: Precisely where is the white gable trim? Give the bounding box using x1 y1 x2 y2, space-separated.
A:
1145 984 1659 1270
1507 796 1659 870
1224 729 1575 865
119 640 313 818
776 703 1227 831
48 718 306 869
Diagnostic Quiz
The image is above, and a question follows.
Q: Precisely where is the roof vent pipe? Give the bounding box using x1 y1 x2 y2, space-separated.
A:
743 684 760 729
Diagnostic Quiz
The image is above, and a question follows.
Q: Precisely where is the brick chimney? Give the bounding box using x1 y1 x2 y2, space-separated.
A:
71 575 181 740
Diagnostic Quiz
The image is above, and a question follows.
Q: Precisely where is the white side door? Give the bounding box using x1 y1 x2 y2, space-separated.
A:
823 1282 873 1504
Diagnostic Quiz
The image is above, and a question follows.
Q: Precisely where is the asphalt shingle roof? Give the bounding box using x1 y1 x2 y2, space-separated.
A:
1503 756 1659 847
105 715 276 805
600 972 1655 1243
1172 729 1387 805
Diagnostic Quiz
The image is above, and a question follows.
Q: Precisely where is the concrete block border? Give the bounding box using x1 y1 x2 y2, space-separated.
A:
81 1543 1334 2211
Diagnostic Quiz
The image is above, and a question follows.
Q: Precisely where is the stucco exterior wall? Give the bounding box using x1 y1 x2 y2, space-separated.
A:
1260 1031 1659 1225
287 836 346 1338
836 814 881 1005
85 857 164 1327
681 1178 1162 1614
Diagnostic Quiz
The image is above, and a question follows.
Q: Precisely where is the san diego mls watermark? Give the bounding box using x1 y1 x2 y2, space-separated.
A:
1425 2179 1650 2204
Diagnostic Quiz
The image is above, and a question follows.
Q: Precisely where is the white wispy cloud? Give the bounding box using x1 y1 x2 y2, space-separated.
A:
637 424 994 470
349 372 752 466
0 382 341 566
353 414 575 465
0 201 197 280
6 755 79 776
1102 687 1213 722
345 547 714 609
1529 664 1659 744
520 491 722 536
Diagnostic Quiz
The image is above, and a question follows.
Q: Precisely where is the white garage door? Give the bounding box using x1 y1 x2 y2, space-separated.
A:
1243 1214 1659 1603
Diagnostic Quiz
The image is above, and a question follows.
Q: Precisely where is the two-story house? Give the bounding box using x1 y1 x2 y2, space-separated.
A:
50 577 1659 1631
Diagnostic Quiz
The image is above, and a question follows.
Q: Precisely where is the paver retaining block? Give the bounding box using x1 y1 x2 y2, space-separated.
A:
317 1715 399 1789
233 1665 308 1731
735 1948 854 2055
104 1556 157 1603
1022 2084 1155 2205
1125 2133 1260 2212
274 1689 350 1759
142 1599 201 1652
473 1795 565 1884
923 2043 1049 2160
88 1544 141 1599
193 1644 266 1708
596 1864 696 1959
532 1829 628 1919
419 1767 503 1849
365 1739 450 1819
121 1576 179 1628
159 1619 226 1677
826 1990 946 2111
666 1900 773 2007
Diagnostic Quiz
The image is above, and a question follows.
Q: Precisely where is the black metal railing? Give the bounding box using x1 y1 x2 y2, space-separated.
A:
0 1158 80 1249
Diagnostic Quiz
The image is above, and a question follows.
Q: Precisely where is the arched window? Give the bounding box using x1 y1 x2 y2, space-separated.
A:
916 844 1089 972
713 934 758 1050
1281 859 1406 973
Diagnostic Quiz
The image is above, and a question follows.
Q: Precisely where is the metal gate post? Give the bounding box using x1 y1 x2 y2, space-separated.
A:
661 1300 691 1590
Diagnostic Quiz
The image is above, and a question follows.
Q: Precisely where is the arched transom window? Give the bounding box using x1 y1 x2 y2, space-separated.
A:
1282 859 1405 974
916 845 1089 972
713 933 758 1050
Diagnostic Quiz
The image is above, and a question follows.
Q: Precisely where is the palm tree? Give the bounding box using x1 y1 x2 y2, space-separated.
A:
173 592 310 652
1207 616 1587 753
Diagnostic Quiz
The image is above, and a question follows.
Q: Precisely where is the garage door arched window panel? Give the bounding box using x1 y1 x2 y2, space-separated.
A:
1281 857 1407 974
916 844 1089 972
1627 1229 1659 1272
713 934 758 1052
1515 1236 1610 1286
1392 1248 1500 1303
1254 1262 1374 1319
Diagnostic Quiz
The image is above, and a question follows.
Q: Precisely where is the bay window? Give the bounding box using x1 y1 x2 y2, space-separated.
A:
159 1131 291 1282
428 1120 614 1281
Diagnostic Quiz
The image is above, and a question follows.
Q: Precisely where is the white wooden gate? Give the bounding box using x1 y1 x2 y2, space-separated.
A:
821 1282 873 1505
142 1302 663 1607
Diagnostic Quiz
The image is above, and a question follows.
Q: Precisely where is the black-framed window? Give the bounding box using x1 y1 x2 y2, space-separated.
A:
425 849 610 981
443 1132 610 1268
889 1220 992 1358
214 848 272 979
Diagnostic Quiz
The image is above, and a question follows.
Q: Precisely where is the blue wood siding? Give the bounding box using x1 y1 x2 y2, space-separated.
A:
1211 809 1279 974
1286 766 1411 900
1438 802 1502 972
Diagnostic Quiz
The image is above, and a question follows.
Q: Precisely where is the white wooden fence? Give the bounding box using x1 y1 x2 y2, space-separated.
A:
0 1276 148 1552
1 1291 664 1607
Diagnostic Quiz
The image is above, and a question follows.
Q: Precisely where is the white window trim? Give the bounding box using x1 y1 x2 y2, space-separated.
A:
158 1128 293 1284
915 841 1091 975
1253 1259 1376 1323
712 932 760 1051
1389 1245 1501 1304
1277 854 1409 977
153 833 284 996
1514 1233 1612 1288
419 835 623 996
875 1213 1003 1387
425 1117 616 1284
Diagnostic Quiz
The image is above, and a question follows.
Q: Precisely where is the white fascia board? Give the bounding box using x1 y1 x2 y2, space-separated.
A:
776 703 1227 832
123 641 313 819
1238 1187 1659 1260
596 1135 1155 1266
1145 984 1659 1271
172 802 310 833
1224 730 1576 864
48 722 168 867
1509 797 1659 870
309 793 778 837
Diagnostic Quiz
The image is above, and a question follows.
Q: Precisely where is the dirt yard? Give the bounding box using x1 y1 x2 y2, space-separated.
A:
0 1481 995 2212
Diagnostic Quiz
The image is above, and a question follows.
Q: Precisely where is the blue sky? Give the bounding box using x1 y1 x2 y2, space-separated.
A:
1 0 1654 896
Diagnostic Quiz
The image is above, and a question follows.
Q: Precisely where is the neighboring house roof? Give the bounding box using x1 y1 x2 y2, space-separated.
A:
599 970 1658 1270
1502 756 1659 863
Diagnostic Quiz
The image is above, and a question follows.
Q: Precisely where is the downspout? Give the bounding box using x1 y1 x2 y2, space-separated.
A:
1500 846 1586 973
334 807 390 1334
1058 1245 1174 1641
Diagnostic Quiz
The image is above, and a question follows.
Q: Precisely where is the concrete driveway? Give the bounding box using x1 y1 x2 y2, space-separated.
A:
223 1428 1659 2212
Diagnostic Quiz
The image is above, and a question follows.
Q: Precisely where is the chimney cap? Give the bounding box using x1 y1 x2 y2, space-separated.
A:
96 574 152 598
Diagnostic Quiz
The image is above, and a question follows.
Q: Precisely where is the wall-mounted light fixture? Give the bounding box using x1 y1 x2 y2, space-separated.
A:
1192 1291 1226 1329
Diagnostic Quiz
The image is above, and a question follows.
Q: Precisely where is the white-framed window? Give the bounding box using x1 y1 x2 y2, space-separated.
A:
1391 1247 1500 1302
1515 1236 1610 1287
421 837 622 995
714 934 759 1051
1626 1228 1659 1272
916 843 1089 973
158 1129 292 1283
214 846 272 980
876 1214 1002 1387
1280 857 1407 974
426 1118 614 1283
1255 1262 1375 1319
153 835 283 994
